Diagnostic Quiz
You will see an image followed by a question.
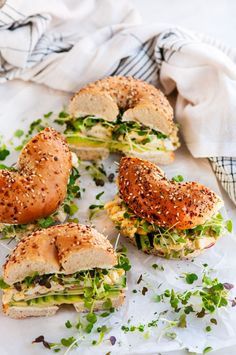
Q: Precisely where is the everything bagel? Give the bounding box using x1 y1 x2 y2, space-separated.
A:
118 157 223 230
105 157 229 259
69 76 174 135
1 223 126 318
64 76 179 164
0 127 72 224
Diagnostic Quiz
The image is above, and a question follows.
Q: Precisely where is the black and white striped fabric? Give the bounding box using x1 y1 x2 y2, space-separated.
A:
1 0 236 205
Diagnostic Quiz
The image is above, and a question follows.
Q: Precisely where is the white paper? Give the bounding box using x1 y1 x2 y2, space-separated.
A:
0 81 236 355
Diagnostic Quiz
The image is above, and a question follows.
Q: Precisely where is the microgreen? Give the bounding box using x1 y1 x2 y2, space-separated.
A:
172 175 184 182
0 278 10 289
32 335 51 350
152 264 164 271
116 246 131 271
65 320 72 329
44 111 53 118
14 129 24 138
0 146 10 161
203 346 213 353
38 216 55 229
60 337 78 347
89 190 105 219
185 273 198 284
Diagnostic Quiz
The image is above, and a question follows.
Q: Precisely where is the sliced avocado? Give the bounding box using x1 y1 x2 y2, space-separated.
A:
66 134 163 154
66 135 109 148
140 234 151 252
14 294 83 307
120 275 126 288
66 135 129 151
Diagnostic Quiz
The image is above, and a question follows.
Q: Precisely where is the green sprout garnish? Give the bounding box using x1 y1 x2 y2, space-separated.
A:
89 191 105 220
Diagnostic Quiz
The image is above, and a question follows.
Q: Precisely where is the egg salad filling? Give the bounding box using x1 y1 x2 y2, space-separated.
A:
105 195 232 259
1 268 126 310
55 114 179 155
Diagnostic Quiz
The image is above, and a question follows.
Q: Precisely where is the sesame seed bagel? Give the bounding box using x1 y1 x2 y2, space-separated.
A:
0 127 72 224
3 223 117 285
118 157 223 230
68 76 174 135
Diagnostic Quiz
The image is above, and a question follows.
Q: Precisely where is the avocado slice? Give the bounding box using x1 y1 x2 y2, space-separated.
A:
10 290 122 308
66 134 161 153
140 234 151 252
66 135 109 148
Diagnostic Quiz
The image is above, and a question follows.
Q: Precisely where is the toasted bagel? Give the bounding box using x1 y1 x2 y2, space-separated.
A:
118 157 223 230
68 76 174 135
0 127 72 224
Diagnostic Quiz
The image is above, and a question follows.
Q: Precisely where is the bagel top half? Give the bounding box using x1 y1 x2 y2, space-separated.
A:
3 223 117 285
0 127 72 224
118 157 223 230
68 76 175 136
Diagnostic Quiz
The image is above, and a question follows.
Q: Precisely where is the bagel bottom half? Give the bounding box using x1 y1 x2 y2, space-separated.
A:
104 195 227 259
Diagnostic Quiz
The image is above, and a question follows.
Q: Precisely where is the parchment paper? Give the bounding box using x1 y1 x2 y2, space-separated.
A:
0 81 235 355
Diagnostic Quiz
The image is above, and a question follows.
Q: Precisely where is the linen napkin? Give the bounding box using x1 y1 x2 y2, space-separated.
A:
1 0 236 204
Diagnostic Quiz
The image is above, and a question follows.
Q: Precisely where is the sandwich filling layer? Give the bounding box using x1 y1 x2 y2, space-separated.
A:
2 267 126 311
57 115 179 155
105 195 231 259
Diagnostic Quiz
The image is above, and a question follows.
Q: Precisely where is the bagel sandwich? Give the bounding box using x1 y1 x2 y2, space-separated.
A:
0 127 80 240
0 223 127 318
105 157 232 259
59 76 179 164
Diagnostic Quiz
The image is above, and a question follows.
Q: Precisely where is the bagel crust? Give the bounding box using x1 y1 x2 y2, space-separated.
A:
0 127 72 224
69 76 175 135
118 157 223 230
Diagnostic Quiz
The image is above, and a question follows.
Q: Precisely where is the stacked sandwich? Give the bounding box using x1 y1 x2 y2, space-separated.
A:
1 223 126 318
105 157 230 259
60 76 180 164
0 127 79 239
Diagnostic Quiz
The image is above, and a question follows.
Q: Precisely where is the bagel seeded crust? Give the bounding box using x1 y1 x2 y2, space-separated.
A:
118 157 223 230
0 127 72 224
70 76 174 135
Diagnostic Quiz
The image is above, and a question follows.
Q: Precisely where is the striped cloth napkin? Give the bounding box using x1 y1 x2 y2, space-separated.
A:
1 0 236 204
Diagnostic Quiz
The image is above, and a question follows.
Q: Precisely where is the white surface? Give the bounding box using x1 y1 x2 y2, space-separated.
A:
133 0 236 48
0 1 236 354
0 81 236 355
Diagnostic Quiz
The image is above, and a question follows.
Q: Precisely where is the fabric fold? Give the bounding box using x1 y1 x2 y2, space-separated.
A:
0 0 236 205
